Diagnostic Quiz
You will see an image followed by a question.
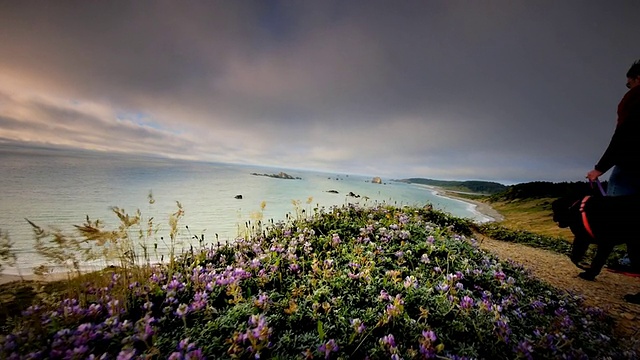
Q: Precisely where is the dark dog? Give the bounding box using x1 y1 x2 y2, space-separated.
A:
551 194 640 280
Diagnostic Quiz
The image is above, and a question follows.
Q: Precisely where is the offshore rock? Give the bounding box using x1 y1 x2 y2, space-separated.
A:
251 172 302 180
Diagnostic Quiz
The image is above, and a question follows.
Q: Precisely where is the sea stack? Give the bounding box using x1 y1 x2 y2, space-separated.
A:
372 176 382 184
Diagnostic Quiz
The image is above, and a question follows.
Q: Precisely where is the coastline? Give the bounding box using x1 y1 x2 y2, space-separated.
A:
423 185 504 223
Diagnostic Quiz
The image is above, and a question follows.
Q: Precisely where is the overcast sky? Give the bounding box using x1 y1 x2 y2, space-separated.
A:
1 1 638 184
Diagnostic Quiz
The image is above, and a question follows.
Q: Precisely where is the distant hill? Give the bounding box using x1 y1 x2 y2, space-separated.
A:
488 181 607 201
395 178 507 195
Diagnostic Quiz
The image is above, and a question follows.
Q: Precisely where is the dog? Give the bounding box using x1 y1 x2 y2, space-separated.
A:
551 194 640 280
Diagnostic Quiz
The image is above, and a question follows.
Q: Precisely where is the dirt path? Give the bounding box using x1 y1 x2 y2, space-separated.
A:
474 233 640 342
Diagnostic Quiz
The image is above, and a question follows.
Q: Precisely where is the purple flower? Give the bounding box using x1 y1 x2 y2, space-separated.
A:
178 338 196 352
116 348 136 360
135 314 156 342
190 291 208 312
515 340 533 360
175 303 189 317
106 299 120 317
186 348 205 359
495 319 511 343
249 258 261 269
422 330 437 342
318 339 339 359
381 334 396 348
255 293 270 308
350 318 366 334
72 345 89 357
435 282 449 293
460 296 474 310
403 276 418 289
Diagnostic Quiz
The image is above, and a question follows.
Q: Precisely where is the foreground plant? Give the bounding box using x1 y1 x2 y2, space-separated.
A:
1 204 635 359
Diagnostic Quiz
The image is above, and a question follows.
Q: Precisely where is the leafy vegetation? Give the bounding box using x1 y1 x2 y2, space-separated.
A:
488 181 607 202
0 203 635 359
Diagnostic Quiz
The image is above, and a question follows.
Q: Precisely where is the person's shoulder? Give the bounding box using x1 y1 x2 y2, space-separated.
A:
623 86 640 101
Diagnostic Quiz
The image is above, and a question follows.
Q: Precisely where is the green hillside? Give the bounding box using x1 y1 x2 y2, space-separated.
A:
488 181 606 201
396 178 507 194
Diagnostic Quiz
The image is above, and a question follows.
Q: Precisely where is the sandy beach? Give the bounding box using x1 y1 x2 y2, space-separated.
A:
442 190 505 222
0 272 74 285
419 185 504 223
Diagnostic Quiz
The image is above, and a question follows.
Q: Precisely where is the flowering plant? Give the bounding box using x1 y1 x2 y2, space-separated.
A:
0 203 634 359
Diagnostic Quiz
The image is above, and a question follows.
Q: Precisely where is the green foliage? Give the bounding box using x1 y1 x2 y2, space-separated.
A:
489 181 606 202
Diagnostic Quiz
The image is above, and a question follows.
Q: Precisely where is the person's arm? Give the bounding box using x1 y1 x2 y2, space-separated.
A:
589 88 640 178
593 125 627 175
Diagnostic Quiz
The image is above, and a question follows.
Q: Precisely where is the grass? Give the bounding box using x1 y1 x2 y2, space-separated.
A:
0 201 637 359
487 198 573 239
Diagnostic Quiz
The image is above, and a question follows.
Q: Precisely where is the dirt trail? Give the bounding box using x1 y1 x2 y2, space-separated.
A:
474 233 640 342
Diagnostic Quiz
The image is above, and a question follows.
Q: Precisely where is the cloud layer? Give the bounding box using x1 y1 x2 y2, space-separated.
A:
1 1 639 183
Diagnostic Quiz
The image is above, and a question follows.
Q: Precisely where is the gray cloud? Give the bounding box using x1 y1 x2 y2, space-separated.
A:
1 1 639 183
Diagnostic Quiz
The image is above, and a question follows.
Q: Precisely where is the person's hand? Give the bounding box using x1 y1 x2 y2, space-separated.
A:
586 169 603 182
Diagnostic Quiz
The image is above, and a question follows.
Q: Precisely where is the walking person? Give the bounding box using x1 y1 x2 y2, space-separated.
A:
586 59 640 193
586 59 640 304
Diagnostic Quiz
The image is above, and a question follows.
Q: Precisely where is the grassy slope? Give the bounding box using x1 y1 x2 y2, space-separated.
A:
488 198 573 239
448 190 573 240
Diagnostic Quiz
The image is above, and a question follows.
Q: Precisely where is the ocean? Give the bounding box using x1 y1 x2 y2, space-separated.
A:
0 147 492 275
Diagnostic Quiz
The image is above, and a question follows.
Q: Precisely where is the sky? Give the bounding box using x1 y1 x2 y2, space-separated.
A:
0 1 639 184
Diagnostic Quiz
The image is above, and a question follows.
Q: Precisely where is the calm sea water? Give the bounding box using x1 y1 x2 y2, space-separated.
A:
0 148 491 275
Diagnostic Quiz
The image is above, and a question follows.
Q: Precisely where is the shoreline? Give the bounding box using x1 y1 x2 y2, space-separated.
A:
0 272 73 285
423 185 505 223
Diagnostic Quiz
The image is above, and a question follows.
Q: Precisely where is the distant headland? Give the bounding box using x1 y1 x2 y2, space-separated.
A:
393 178 507 195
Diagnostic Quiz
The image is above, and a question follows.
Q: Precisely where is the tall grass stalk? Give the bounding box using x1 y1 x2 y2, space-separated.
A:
0 230 17 274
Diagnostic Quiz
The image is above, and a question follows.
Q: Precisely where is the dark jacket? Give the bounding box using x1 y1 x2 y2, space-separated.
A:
594 85 640 174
